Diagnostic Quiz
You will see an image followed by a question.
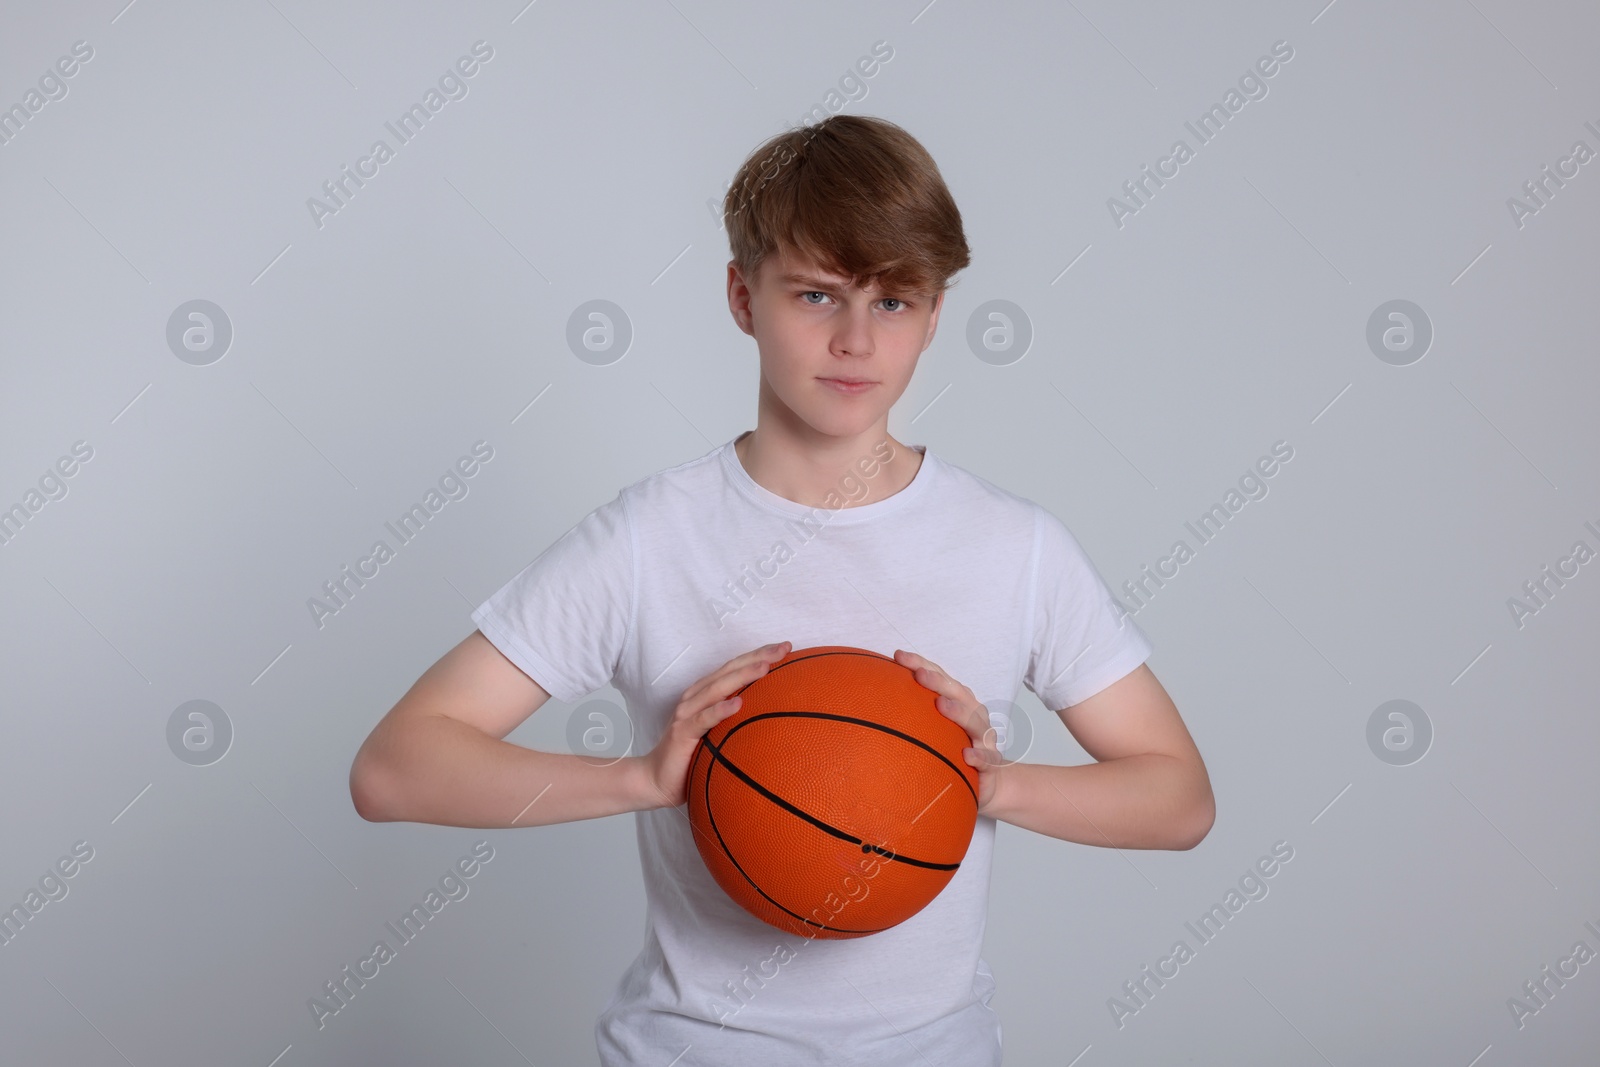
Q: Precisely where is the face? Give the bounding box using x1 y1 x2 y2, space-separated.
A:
727 246 944 440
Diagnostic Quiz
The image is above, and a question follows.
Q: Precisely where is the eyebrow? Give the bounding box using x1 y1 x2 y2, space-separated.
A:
779 272 850 290
779 272 916 297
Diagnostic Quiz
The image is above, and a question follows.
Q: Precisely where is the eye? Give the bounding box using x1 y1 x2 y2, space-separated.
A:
881 298 908 312
800 291 830 305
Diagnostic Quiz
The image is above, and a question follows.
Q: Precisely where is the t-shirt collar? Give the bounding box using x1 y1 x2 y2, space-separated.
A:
719 434 934 525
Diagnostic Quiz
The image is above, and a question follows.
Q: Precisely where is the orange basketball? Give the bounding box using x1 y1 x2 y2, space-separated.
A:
686 645 980 940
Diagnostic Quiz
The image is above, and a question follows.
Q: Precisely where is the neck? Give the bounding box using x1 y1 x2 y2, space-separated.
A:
734 426 922 511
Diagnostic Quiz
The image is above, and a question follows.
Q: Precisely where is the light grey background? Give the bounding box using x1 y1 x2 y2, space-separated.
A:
2 1 1597 1064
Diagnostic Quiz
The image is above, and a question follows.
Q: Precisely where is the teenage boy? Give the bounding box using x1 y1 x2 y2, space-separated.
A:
350 114 1213 1066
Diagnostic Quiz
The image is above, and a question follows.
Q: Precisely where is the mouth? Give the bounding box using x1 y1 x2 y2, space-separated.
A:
818 377 878 394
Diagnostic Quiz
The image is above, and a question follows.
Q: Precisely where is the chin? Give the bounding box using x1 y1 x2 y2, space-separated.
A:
803 411 884 439
774 379 896 437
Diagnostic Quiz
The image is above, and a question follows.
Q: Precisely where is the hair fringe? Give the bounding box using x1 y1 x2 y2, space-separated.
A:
722 115 971 299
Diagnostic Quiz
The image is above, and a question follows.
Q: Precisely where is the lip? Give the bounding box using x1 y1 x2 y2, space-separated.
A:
818 377 878 394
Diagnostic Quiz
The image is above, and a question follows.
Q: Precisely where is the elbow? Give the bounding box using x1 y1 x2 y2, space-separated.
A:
1174 786 1216 851
349 750 396 823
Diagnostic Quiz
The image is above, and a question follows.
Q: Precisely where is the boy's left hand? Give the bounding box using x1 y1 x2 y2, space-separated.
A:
893 649 1004 816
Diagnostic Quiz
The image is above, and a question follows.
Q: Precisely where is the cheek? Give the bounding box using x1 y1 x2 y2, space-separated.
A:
888 344 922 382
756 341 812 397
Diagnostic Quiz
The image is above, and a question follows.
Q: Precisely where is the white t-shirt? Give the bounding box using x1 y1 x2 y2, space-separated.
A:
471 435 1153 1067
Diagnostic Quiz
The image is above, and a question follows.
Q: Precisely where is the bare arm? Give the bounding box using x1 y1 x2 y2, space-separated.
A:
348 630 657 828
983 664 1215 850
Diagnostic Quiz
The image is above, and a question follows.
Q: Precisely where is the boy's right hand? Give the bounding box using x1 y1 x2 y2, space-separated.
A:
639 640 791 811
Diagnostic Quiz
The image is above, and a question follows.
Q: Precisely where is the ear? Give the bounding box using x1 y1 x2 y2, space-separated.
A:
727 260 755 336
922 289 944 351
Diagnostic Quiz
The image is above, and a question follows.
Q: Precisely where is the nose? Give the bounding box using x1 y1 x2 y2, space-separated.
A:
829 302 875 359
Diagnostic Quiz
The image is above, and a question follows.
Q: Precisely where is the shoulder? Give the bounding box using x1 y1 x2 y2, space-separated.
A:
600 442 730 528
924 453 1108 579
925 450 1051 537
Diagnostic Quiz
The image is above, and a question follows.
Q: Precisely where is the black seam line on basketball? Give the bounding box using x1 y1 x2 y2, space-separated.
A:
734 650 892 698
731 648 979 810
700 730 961 873
720 708 979 810
700 758 893 938
694 720 886 936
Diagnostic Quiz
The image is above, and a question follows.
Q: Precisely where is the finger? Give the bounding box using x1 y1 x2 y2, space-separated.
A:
918 665 979 713
936 694 994 745
683 641 790 703
678 689 747 740
736 640 791 667
693 641 795 725
690 647 787 717
895 649 937 673
911 663 957 699
894 649 953 689
695 694 744 732
965 745 1002 770
893 649 929 673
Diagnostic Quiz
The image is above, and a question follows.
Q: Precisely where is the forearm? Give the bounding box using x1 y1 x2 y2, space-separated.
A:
353 714 656 828
984 754 1213 850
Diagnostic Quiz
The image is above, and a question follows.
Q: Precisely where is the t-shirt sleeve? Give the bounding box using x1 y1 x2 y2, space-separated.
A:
469 490 636 705
1023 503 1154 711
